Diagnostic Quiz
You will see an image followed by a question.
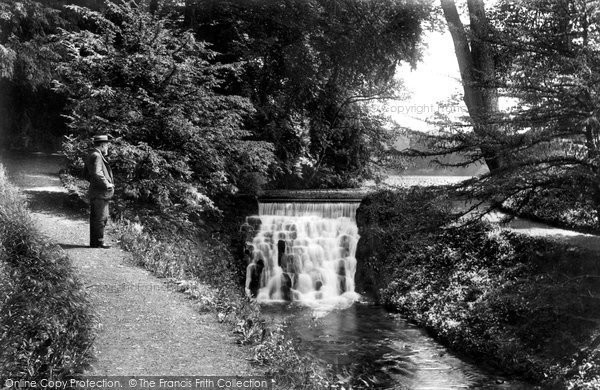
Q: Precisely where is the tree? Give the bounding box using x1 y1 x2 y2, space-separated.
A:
440 0 502 172
0 0 108 151
184 0 433 188
490 0 600 224
55 1 275 226
407 0 600 227
0 0 68 150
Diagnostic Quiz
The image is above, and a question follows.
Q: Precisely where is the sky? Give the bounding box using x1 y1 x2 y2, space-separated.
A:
385 29 466 133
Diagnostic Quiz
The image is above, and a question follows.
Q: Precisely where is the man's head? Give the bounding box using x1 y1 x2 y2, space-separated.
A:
93 135 110 155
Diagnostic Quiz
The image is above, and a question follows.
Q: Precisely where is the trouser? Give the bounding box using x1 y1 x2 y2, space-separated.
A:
90 198 109 246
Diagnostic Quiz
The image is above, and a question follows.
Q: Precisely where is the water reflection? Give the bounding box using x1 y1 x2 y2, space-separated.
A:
264 303 530 389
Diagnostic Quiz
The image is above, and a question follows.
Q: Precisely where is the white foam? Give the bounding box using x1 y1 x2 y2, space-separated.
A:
248 202 361 304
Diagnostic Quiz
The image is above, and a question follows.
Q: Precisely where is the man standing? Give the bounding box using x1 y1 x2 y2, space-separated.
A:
85 135 114 249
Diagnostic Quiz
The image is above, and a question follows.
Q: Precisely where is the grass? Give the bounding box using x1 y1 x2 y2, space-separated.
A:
0 164 95 381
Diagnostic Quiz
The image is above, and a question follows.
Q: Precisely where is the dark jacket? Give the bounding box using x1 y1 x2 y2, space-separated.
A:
85 148 114 200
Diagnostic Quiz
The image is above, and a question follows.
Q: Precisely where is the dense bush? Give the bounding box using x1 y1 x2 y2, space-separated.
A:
115 219 239 294
1 0 433 190
355 187 453 294
357 188 600 388
0 164 95 380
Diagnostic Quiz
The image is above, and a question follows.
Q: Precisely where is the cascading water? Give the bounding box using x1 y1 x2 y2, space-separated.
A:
243 201 361 303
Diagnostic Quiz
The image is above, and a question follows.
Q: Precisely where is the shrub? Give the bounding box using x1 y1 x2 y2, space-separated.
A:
355 187 453 296
0 164 95 380
251 323 336 390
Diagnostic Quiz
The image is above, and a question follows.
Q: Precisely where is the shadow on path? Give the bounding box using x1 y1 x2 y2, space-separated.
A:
1 152 88 218
24 190 87 218
59 243 92 249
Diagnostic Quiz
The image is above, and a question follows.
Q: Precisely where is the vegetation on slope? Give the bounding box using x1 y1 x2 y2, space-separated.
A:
356 188 600 389
0 164 95 380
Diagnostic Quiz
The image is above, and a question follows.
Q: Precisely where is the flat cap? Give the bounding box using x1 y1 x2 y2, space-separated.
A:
93 135 110 143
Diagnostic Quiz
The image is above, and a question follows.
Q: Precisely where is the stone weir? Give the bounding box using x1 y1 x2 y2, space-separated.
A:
241 189 369 303
258 188 369 203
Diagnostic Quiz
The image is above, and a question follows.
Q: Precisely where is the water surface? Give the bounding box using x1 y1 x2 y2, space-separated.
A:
263 300 531 389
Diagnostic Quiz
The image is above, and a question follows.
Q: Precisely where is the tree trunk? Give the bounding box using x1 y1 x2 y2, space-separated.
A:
440 0 502 172
584 120 600 229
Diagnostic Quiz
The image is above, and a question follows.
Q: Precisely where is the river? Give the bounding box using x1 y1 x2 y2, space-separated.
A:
261 301 531 389
248 199 531 389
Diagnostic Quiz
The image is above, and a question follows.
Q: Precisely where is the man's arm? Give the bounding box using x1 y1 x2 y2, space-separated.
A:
90 153 114 190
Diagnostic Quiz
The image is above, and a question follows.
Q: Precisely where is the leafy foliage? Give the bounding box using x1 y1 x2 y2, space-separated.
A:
502 185 599 233
185 0 433 188
0 164 95 380
2 0 435 190
0 0 69 150
55 1 275 224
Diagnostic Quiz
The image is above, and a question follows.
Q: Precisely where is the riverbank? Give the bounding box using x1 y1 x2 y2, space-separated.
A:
356 188 600 389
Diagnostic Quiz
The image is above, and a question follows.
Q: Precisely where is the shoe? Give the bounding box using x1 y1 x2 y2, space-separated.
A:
90 243 111 249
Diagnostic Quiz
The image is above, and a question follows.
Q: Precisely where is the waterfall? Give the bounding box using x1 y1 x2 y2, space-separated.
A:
244 201 361 303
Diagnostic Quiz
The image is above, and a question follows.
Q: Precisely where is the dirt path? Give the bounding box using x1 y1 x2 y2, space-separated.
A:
2 153 259 376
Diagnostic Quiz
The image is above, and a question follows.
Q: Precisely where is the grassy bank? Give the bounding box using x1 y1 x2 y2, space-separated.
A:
0 165 95 380
356 188 600 389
